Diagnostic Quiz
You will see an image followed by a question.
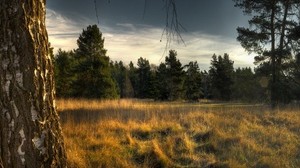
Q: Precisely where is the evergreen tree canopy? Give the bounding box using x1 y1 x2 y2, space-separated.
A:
156 63 170 100
128 61 138 97
209 53 234 100
77 25 107 59
111 61 134 98
232 67 263 102
157 50 185 100
73 25 118 99
136 57 152 98
184 61 203 101
54 49 75 97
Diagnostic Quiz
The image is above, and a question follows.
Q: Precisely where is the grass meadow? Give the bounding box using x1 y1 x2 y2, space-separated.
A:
57 99 300 168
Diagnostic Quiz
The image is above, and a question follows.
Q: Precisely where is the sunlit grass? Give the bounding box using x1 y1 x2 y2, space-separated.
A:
58 99 300 168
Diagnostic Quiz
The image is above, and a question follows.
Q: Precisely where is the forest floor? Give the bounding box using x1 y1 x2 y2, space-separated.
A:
57 99 300 168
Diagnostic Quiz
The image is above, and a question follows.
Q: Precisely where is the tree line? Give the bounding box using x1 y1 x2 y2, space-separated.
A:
53 25 300 103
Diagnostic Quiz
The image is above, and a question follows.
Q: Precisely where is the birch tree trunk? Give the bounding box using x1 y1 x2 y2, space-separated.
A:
0 0 66 167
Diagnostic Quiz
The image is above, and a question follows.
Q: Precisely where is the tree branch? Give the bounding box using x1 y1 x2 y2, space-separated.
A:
160 0 186 60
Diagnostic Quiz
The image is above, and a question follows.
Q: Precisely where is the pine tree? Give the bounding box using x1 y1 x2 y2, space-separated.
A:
165 50 185 100
54 49 75 97
156 63 170 100
233 0 300 106
136 57 152 98
209 53 234 101
184 61 203 101
73 25 118 99
128 61 138 97
111 61 134 98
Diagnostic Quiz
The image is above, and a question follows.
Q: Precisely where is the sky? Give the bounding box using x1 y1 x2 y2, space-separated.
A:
46 0 254 70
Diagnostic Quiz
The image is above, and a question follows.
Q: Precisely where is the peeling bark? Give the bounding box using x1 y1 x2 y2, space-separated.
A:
0 0 66 167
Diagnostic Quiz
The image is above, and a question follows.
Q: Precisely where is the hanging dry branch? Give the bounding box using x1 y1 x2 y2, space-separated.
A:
93 0 185 59
160 0 186 59
162 0 186 44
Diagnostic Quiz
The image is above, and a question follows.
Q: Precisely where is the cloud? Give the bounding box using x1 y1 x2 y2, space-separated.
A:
178 32 255 69
103 25 167 65
46 9 81 52
46 9 254 70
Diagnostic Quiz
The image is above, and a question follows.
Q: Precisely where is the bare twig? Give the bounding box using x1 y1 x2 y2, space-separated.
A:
93 0 185 60
94 0 100 24
160 0 186 60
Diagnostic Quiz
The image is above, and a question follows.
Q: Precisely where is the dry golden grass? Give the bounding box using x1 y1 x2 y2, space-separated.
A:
57 99 300 168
